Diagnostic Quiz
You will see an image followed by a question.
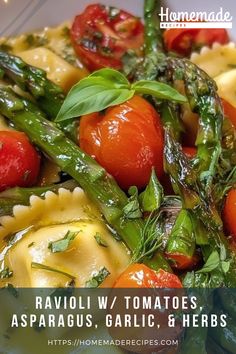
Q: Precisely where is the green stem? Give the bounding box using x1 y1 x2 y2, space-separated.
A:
144 0 164 55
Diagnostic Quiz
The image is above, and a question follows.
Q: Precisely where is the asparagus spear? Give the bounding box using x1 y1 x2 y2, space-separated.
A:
144 0 164 55
0 180 78 217
167 57 223 195
0 86 170 272
0 51 65 118
210 310 236 353
164 127 222 230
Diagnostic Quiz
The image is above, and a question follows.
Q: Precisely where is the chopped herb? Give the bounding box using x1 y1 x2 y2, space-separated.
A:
94 233 108 247
62 26 70 38
0 43 12 52
31 262 75 280
196 251 220 274
25 34 35 46
28 242 35 248
0 267 13 279
25 34 48 48
48 230 79 253
123 186 142 219
85 267 110 288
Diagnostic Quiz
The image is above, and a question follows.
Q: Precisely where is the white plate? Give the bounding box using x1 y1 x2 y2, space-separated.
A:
0 0 235 38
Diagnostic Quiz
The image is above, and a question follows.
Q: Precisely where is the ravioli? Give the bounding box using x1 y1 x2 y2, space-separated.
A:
0 188 130 288
214 69 236 108
18 47 88 92
191 43 236 78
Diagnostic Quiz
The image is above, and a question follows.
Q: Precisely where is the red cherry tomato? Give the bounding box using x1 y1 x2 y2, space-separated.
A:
0 131 40 191
164 28 229 56
113 263 182 288
79 96 164 190
221 98 236 129
182 146 197 158
165 252 199 270
223 189 236 238
71 4 144 71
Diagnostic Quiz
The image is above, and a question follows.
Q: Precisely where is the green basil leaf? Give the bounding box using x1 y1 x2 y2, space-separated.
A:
56 68 187 122
139 168 164 212
94 232 108 248
48 230 79 253
123 186 142 219
89 68 130 88
221 260 230 274
196 251 220 274
85 267 110 288
131 80 187 103
56 70 133 122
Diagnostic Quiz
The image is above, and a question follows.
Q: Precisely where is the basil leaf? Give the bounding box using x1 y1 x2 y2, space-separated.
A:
196 251 220 274
89 68 130 88
139 168 164 212
56 72 134 122
131 80 187 103
48 230 79 253
221 260 230 274
94 232 108 248
56 68 187 122
123 186 142 219
85 267 110 288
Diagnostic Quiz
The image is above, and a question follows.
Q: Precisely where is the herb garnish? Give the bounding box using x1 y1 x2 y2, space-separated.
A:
0 267 13 279
139 168 164 212
85 267 110 288
56 68 186 122
48 230 79 253
94 233 108 247
28 242 35 248
31 262 75 280
123 186 142 219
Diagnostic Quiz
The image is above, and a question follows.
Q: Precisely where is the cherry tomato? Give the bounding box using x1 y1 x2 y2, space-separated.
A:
164 28 229 56
223 189 236 238
165 253 199 270
221 98 236 129
182 146 197 158
79 95 164 190
0 131 40 191
113 263 182 288
71 4 144 71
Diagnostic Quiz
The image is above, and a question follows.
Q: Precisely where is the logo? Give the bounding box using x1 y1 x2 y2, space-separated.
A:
159 7 233 29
